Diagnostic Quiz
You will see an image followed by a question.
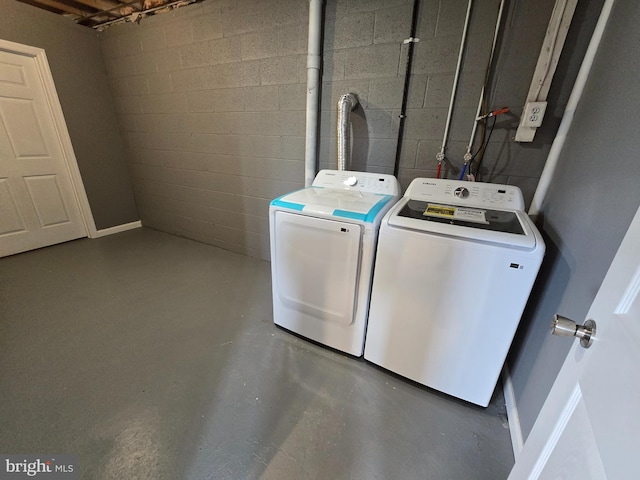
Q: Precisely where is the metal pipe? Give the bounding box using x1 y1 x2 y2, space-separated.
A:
438 0 473 162
304 0 324 187
464 0 506 160
529 0 614 218
393 0 420 178
336 93 358 171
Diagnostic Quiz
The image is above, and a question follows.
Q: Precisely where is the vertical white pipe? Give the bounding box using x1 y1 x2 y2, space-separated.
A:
305 0 323 187
528 0 614 217
439 0 473 155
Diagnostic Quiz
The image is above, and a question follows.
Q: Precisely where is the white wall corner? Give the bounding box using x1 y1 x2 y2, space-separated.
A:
503 365 524 460
94 220 142 238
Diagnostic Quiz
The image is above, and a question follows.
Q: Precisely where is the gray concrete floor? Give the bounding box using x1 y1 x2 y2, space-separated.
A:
0 228 514 479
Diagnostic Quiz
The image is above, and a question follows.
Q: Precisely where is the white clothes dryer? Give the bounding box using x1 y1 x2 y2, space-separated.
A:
364 178 545 406
269 169 400 356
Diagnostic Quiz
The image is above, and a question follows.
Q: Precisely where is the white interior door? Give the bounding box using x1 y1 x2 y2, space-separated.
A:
508 204 640 479
0 46 87 257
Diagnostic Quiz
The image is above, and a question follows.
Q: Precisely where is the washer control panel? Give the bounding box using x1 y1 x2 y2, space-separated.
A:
404 178 525 210
313 169 400 195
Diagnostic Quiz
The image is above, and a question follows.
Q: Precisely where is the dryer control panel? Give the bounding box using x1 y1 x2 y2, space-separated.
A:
313 169 400 195
404 178 525 210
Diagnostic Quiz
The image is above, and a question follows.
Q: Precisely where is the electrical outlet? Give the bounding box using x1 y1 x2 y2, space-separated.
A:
522 101 547 128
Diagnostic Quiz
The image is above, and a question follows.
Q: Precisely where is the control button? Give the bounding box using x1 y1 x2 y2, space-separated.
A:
454 187 469 199
344 176 358 187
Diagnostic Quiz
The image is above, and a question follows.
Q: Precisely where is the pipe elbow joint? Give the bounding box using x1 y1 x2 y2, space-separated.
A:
338 93 359 111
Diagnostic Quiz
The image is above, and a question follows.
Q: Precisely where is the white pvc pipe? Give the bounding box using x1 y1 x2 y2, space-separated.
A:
439 0 473 156
305 0 323 187
466 0 505 155
528 0 614 217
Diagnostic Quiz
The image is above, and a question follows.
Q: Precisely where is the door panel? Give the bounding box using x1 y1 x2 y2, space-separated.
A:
537 391 606 480
0 60 25 84
0 97 49 157
24 175 70 227
0 178 25 235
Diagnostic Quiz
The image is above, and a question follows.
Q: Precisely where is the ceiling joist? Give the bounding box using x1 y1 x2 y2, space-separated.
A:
25 0 92 17
72 0 126 16
17 0 200 29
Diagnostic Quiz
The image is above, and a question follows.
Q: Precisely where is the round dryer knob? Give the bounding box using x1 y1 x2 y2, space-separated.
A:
344 176 358 187
454 187 469 199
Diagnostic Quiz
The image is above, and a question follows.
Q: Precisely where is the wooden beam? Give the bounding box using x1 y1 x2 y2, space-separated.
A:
72 0 127 14
74 0 144 24
27 0 93 17
514 0 579 142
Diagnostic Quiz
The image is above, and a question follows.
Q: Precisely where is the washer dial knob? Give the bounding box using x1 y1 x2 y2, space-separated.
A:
454 186 470 199
344 176 358 187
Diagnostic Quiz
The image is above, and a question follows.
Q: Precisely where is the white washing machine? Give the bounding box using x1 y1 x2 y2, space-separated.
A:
364 178 545 406
269 169 400 356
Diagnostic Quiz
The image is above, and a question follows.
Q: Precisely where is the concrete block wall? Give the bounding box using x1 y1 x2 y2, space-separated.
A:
99 0 585 259
100 0 309 259
398 0 558 205
318 0 412 173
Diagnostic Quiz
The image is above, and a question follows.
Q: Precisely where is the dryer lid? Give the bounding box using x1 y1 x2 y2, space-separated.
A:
271 187 396 223
388 199 539 249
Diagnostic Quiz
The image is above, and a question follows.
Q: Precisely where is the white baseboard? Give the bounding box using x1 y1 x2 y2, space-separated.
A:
503 365 524 461
94 220 142 238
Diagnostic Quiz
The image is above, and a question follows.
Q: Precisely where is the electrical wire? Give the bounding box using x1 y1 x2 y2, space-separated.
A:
470 116 497 181
465 0 505 160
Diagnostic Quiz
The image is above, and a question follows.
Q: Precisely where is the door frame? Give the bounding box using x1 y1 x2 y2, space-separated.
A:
0 39 97 238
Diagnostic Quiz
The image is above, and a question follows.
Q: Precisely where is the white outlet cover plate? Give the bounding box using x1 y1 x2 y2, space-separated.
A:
522 101 548 128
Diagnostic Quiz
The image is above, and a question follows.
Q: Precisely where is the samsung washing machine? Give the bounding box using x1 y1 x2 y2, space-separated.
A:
269 169 400 356
364 178 545 406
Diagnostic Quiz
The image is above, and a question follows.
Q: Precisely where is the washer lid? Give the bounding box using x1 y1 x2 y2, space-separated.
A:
271 187 396 223
388 199 538 249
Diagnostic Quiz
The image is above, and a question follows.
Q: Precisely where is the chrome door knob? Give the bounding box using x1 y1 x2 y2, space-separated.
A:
551 314 596 349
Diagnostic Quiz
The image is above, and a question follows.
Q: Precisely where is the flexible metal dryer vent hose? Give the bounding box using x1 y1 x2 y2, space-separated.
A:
337 93 359 171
